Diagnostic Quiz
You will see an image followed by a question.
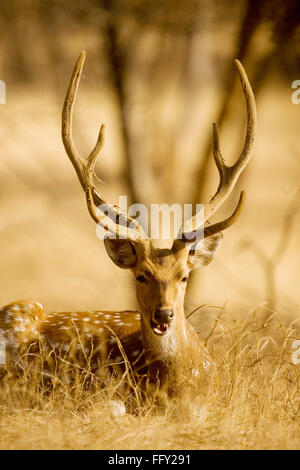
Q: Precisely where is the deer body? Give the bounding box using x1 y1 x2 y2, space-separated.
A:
0 298 212 401
0 52 256 403
0 300 143 374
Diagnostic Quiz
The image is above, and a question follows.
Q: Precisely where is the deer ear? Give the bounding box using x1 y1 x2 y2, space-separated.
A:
187 233 223 269
104 239 137 269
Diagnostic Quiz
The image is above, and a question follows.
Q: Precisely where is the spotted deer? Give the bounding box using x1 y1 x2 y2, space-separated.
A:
0 52 256 404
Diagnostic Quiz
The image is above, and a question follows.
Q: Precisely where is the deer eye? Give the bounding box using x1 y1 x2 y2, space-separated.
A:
136 275 147 283
181 276 188 283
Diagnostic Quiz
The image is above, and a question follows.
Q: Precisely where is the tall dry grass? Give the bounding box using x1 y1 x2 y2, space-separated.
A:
0 305 299 450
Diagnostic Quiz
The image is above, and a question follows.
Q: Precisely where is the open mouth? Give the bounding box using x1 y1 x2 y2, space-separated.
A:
151 320 169 336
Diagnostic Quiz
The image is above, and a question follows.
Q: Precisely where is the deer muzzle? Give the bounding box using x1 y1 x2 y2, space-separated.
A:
151 308 174 336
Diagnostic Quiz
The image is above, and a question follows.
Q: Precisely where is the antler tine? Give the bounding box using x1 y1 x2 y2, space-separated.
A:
212 121 226 179
62 51 87 188
62 51 147 241
62 50 106 199
87 123 105 183
203 190 245 239
175 60 256 246
205 59 257 222
233 59 257 173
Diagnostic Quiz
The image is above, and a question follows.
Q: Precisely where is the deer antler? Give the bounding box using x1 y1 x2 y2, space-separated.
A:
62 51 147 241
175 59 257 245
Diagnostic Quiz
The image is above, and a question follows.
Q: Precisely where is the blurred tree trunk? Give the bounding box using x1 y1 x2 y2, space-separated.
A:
186 0 264 302
101 0 143 205
192 0 263 210
0 2 31 83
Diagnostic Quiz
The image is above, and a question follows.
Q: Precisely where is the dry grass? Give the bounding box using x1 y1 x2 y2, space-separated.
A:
0 305 299 450
0 58 300 450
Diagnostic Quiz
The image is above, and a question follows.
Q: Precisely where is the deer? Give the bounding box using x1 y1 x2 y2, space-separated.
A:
0 52 256 408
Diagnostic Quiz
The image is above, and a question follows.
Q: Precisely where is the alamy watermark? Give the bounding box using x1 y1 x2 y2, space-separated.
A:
291 340 300 365
0 80 6 104
291 80 300 104
94 196 204 243
0 340 6 365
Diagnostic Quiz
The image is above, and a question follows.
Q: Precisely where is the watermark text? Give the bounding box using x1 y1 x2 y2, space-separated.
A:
291 80 300 104
0 80 6 104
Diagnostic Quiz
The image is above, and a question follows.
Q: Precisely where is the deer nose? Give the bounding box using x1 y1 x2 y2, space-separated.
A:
154 308 174 324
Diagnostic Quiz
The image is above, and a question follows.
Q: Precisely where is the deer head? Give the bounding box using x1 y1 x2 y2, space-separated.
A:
61 51 256 356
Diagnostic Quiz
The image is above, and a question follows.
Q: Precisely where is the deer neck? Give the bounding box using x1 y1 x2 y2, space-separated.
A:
139 307 205 395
